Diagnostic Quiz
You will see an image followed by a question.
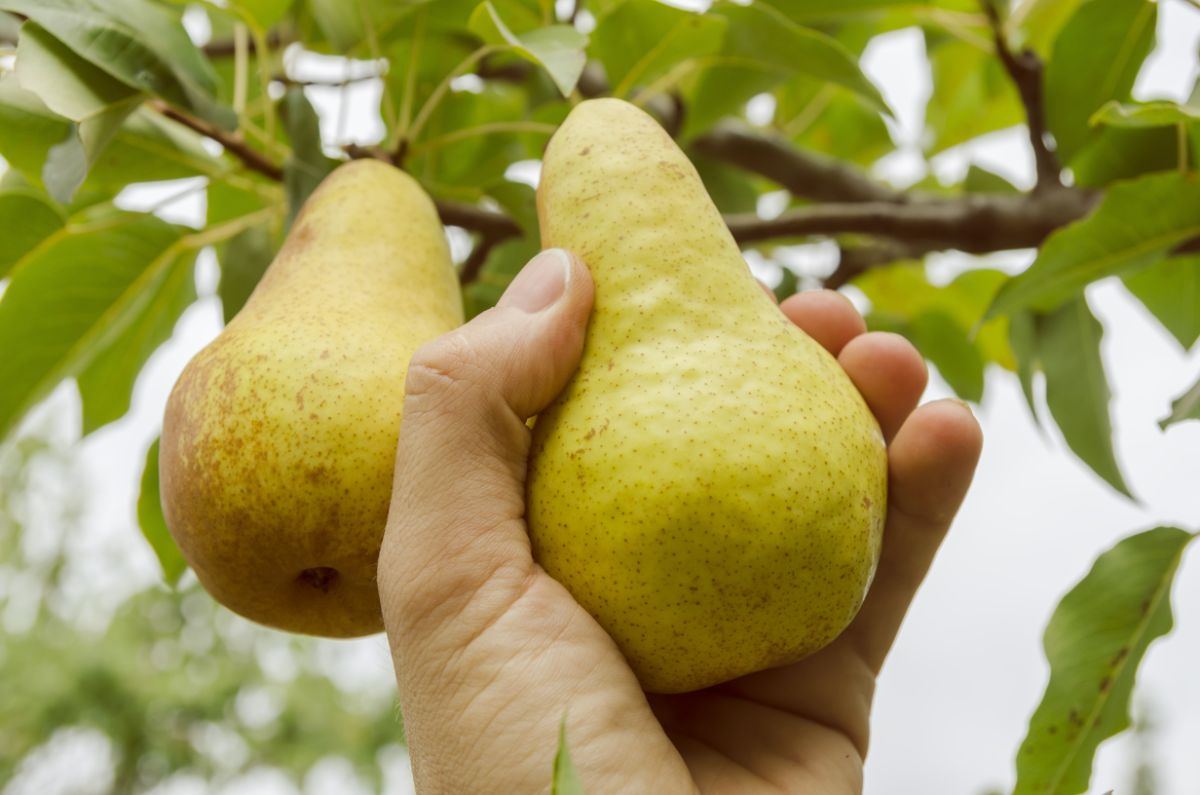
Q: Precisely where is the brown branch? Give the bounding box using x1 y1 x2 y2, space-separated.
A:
982 0 1062 190
436 201 522 243
693 123 904 204
150 99 284 180
457 233 508 287
727 187 1097 253
202 29 288 57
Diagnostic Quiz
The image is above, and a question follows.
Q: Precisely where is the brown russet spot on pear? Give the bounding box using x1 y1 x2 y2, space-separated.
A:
528 99 888 694
160 160 462 637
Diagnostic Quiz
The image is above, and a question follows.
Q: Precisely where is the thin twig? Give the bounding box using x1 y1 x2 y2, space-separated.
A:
982 0 1062 190
436 200 522 242
150 99 284 180
408 121 557 156
458 234 502 286
273 72 385 88
202 29 288 57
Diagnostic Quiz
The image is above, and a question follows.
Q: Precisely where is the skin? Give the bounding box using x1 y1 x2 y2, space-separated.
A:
378 249 983 794
161 160 462 637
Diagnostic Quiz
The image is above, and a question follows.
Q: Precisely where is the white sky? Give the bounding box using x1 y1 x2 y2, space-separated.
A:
6 2 1200 794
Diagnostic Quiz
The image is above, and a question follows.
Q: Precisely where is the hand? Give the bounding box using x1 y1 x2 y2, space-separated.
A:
378 248 983 794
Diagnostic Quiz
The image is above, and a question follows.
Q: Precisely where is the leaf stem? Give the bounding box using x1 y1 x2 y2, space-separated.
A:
400 44 502 154
1178 122 1190 173
233 23 248 117
181 205 282 250
393 6 427 140
409 122 557 155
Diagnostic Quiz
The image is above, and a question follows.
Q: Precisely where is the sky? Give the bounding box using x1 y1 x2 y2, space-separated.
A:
6 1 1200 794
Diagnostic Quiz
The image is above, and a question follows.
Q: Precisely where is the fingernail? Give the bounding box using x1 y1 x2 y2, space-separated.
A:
948 398 975 415
498 248 571 313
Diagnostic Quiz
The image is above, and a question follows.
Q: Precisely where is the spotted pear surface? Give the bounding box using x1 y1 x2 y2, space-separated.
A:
528 99 888 693
160 160 462 637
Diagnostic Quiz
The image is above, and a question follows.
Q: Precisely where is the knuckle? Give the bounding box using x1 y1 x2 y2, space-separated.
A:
404 331 485 406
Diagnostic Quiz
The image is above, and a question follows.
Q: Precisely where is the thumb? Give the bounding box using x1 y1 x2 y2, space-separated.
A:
379 248 593 641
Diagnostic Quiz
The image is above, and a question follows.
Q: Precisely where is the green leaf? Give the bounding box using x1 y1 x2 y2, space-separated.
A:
1123 255 1200 351
14 22 141 121
0 77 221 192
231 0 294 31
1038 297 1131 498
988 172 1200 318
412 83 529 192
856 263 1014 371
0 212 183 441
692 154 760 215
1005 0 1087 58
138 438 188 586
773 78 893 167
551 718 585 795
77 250 197 434
13 22 145 201
1159 377 1200 430
43 101 142 204
1069 125 1181 188
463 236 536 318
1013 527 1195 795
924 35 1022 154
1008 308 1040 421
764 0 979 25
683 2 888 137
962 164 1020 194
307 0 364 50
280 87 336 223
0 188 66 278
218 225 274 323
469 3 586 96
1 0 234 129
1044 0 1157 164
1091 99 1200 129
385 31 476 131
591 0 725 100
908 310 985 402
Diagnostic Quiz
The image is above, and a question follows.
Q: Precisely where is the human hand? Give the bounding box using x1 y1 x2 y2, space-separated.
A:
378 248 983 794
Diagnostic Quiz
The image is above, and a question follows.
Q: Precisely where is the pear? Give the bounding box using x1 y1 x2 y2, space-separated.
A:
160 160 463 637
528 99 888 693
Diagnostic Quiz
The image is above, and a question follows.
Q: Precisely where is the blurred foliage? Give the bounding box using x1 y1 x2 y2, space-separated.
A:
0 0 1196 793
0 419 402 793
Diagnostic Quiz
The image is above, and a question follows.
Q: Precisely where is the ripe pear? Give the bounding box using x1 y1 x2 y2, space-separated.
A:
160 160 463 637
528 99 888 693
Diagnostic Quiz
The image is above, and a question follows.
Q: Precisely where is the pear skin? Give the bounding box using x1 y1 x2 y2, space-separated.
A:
529 99 888 693
160 160 463 637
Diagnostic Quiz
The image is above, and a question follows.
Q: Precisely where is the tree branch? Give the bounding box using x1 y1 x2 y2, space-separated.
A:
150 99 284 180
436 201 522 242
983 0 1062 190
726 187 1097 253
693 123 904 204
202 29 289 57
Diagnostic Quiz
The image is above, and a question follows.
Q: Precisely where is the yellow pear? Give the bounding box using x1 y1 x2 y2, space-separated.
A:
528 99 888 693
160 160 463 637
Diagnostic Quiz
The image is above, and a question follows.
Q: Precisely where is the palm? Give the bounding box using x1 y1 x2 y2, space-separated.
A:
382 285 981 795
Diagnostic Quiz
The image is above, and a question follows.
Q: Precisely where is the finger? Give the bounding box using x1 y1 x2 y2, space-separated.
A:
779 289 867 356
843 398 983 671
379 248 594 638
838 332 928 442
